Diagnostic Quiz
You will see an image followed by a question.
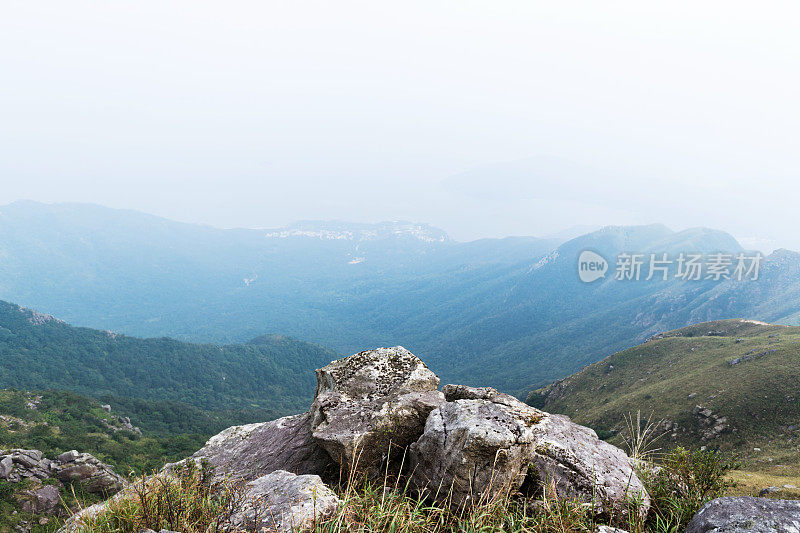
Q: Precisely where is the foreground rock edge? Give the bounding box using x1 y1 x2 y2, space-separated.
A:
685 496 800 533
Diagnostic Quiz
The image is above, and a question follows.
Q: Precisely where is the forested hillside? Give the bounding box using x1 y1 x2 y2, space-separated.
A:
0 300 338 416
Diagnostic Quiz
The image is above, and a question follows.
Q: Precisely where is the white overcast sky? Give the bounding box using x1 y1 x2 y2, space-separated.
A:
1 1 799 250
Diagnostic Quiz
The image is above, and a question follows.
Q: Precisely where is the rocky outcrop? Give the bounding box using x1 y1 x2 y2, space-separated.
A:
229 470 340 532
0 448 122 496
62 470 340 533
0 455 12 478
101 414 142 436
686 496 800 532
189 412 336 481
0 449 52 481
441 384 528 408
54 450 125 495
58 482 146 531
310 347 444 477
692 405 730 441
410 386 648 517
60 346 652 527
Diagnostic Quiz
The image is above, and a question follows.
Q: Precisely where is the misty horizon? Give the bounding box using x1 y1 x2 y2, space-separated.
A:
3 2 799 253
1 198 790 255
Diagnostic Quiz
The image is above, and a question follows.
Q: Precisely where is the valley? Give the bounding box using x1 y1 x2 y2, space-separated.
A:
3 202 800 399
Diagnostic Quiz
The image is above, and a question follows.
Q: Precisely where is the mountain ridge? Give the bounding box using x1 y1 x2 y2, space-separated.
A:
3 201 800 397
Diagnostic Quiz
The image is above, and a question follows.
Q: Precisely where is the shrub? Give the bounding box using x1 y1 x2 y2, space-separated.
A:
639 447 738 532
71 460 245 533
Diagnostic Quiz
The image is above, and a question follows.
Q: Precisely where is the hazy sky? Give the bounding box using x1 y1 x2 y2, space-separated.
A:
2 1 799 250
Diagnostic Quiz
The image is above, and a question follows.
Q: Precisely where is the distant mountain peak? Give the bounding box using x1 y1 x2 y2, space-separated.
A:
264 220 450 243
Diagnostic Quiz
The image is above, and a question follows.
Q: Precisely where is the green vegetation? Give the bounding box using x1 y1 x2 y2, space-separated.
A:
72 460 242 533
0 300 340 415
71 447 737 533
0 389 252 532
0 476 102 533
0 389 224 475
530 319 800 491
638 447 738 532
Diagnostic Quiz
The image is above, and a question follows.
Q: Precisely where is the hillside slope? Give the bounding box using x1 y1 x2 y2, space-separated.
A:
0 301 339 416
528 319 800 475
0 388 227 474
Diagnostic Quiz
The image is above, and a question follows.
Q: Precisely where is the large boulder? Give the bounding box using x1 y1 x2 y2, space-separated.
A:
0 456 13 479
410 386 649 517
686 496 800 532
229 470 340 532
310 347 444 477
409 398 538 505
19 484 61 515
528 413 649 518
189 412 336 481
60 470 339 533
54 450 124 495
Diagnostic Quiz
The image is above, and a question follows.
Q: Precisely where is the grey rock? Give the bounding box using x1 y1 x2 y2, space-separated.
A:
410 395 649 518
11 449 43 469
759 486 783 497
229 470 339 532
55 452 124 495
528 413 650 518
0 456 12 479
2 449 53 481
409 398 537 505
20 485 61 515
441 384 528 409
692 406 730 440
310 347 444 477
596 527 629 533
686 496 800 532
57 450 79 463
189 412 336 481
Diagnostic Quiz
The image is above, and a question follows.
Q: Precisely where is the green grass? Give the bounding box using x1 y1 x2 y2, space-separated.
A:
529 319 800 476
68 446 736 533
